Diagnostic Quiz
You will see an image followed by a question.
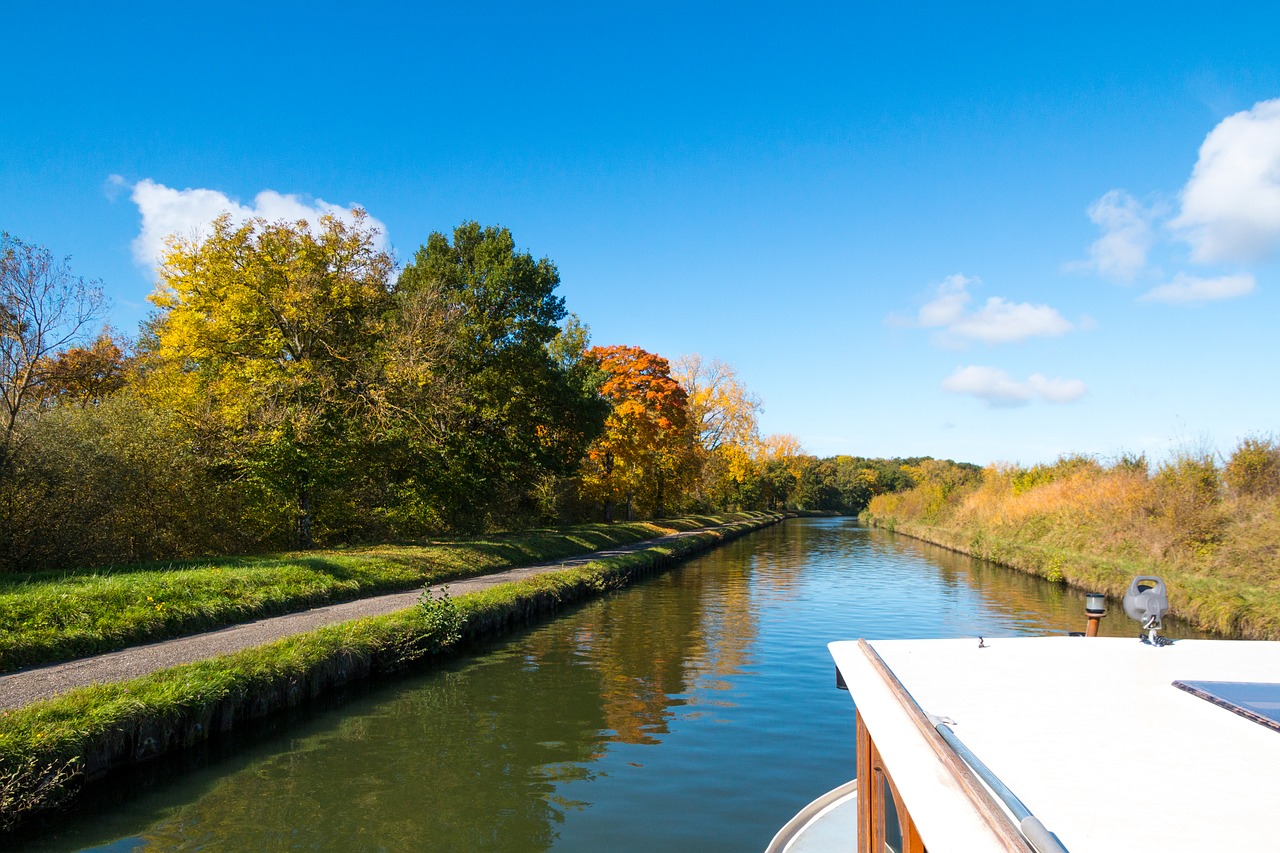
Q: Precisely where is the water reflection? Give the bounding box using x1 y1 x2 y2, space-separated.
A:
22 519 1212 852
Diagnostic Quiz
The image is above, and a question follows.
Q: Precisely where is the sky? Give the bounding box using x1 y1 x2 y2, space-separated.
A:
4 1 1280 466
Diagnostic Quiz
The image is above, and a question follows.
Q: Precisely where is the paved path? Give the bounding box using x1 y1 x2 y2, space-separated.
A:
0 526 727 712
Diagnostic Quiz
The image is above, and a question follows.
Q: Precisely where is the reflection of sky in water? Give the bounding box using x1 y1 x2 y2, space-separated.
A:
21 518 1213 853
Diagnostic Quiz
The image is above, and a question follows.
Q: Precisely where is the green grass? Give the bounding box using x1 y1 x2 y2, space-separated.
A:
0 512 781 832
0 514 744 673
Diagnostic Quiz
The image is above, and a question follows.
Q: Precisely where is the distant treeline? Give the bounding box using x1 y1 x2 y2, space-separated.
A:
1 221 937 572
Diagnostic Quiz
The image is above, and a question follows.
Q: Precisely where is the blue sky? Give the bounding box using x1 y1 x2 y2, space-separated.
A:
4 2 1279 465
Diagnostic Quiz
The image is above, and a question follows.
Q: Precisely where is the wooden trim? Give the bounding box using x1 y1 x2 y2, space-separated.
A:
857 639 1035 852
857 713 873 853
858 711 927 853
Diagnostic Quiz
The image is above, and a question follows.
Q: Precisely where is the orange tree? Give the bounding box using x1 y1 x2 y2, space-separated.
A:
36 331 129 408
581 345 694 520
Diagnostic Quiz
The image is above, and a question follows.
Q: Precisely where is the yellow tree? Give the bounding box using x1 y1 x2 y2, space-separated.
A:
672 354 761 508
581 345 693 520
143 211 395 546
754 433 806 509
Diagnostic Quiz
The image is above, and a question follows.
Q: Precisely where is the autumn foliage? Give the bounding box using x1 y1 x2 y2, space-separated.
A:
581 345 692 519
2 218 902 571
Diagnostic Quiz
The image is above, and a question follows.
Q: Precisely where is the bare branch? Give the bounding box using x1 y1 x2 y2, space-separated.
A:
0 233 106 464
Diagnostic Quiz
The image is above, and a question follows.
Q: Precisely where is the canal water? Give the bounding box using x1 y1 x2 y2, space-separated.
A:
22 518 1204 852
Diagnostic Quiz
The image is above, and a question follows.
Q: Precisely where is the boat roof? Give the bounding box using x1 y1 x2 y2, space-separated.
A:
830 636 1280 852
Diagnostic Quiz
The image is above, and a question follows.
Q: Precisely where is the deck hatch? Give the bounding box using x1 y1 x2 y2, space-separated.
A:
1173 680 1280 733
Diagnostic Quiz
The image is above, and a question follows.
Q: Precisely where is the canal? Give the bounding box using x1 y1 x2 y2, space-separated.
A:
20 518 1204 852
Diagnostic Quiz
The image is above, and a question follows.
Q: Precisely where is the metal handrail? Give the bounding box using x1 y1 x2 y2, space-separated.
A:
930 717 1070 853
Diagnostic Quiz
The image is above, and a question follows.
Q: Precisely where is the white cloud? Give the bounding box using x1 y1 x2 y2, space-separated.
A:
1171 98 1280 263
942 365 1087 407
1139 272 1256 304
1076 190 1156 281
950 298 1075 344
125 178 389 269
104 173 128 202
915 275 1075 346
918 273 974 326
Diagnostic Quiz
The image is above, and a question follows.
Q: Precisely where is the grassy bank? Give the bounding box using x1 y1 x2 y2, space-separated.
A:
863 448 1280 639
0 516 742 674
0 513 782 832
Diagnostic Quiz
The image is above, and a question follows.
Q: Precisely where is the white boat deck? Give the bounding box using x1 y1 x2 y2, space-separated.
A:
831 637 1280 852
765 780 858 853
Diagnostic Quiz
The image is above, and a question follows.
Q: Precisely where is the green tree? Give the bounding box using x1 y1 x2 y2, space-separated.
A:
396 223 606 528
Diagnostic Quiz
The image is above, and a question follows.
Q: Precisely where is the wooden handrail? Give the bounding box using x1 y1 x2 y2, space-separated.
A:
856 639 1036 853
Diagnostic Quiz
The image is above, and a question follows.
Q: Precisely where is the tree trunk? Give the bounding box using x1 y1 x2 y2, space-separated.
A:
296 474 313 549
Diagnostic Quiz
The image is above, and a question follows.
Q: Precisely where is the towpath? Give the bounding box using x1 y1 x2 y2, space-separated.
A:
0 525 736 712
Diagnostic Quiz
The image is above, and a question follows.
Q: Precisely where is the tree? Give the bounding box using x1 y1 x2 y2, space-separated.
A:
36 330 130 408
0 233 105 472
144 211 395 546
672 354 760 454
396 223 606 528
582 345 693 520
752 433 806 509
672 354 761 508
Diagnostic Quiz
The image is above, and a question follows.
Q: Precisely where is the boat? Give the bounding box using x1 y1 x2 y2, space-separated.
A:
767 577 1280 852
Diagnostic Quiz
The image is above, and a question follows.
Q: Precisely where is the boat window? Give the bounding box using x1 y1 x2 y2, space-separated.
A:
880 771 905 853
1174 680 1280 733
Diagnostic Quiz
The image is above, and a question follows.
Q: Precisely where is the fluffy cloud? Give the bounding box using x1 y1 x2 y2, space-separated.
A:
1139 272 1255 304
915 274 1075 345
942 366 1087 407
1170 98 1280 263
1077 190 1156 281
118 177 389 268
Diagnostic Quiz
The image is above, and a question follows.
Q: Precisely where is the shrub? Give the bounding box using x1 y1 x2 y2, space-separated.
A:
0 393 249 571
1225 436 1280 498
1151 452 1223 551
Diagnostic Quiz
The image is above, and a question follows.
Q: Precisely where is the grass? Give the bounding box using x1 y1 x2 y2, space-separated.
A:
863 448 1280 639
0 512 781 832
0 514 743 673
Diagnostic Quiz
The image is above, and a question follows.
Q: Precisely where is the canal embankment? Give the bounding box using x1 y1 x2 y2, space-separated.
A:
0 512 783 832
860 450 1280 642
0 518 747 675
860 511 1276 641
